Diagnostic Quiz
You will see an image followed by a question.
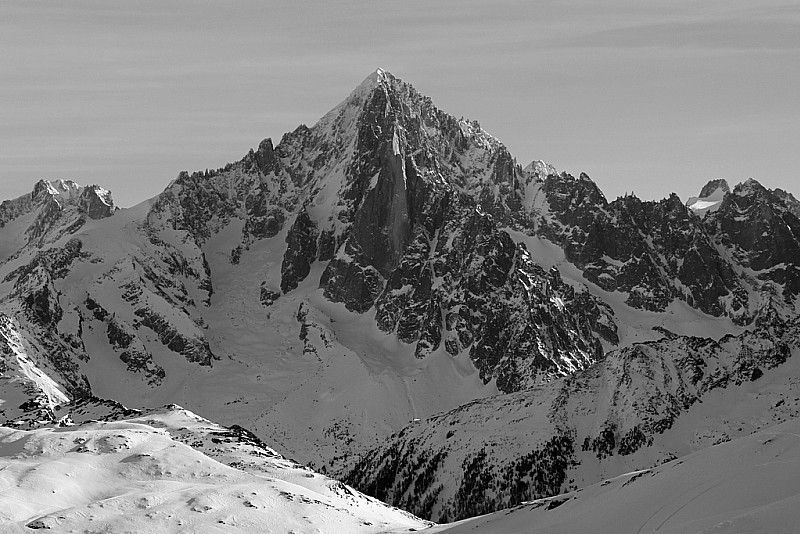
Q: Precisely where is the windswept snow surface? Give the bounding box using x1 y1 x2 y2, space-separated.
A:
0 406 430 533
431 416 800 534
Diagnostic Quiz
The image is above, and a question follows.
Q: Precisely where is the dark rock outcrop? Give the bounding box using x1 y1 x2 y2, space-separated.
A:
78 186 115 219
281 208 319 293
133 307 215 366
532 172 800 323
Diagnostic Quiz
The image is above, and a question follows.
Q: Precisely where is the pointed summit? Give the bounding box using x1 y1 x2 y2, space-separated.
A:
346 67 398 103
312 68 404 141
361 67 390 87
522 160 557 181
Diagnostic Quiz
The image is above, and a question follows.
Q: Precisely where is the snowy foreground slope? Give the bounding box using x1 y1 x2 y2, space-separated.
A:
430 416 800 534
0 404 429 533
344 319 800 521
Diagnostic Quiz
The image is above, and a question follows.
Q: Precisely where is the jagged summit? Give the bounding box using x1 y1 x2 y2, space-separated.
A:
32 178 81 199
774 187 800 219
29 178 81 201
734 177 768 196
687 177 787 217
698 178 730 198
11 179 114 214
0 178 115 265
687 178 730 215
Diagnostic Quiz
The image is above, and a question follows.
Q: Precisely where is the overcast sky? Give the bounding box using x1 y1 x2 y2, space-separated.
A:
1 0 798 207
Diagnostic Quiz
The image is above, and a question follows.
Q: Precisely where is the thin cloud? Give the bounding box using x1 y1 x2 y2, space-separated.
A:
563 19 800 50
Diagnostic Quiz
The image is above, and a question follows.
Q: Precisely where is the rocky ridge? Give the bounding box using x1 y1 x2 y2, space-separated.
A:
528 174 800 324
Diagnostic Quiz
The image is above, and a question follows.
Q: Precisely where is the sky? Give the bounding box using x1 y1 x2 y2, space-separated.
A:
1 0 798 208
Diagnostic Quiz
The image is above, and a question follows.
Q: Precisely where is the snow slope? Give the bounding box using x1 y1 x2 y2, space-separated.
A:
0 405 430 533
431 415 800 534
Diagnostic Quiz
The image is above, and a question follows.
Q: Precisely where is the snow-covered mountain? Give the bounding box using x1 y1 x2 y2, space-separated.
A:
344 316 800 521
0 179 114 263
0 70 617 465
1 69 799 528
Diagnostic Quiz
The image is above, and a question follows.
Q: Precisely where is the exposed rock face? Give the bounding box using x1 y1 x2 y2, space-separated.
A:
0 175 220 407
536 175 738 315
373 200 614 386
133 307 214 366
78 185 115 219
85 297 165 386
320 246 385 314
705 179 800 301
1 240 92 398
772 187 800 219
531 173 799 324
259 283 280 307
281 208 318 293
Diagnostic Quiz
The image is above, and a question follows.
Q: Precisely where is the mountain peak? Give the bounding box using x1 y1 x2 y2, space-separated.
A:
363 67 389 85
314 68 404 135
28 179 114 219
687 178 730 215
734 177 767 197
354 67 397 95
31 179 81 201
522 159 557 180
698 178 730 199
